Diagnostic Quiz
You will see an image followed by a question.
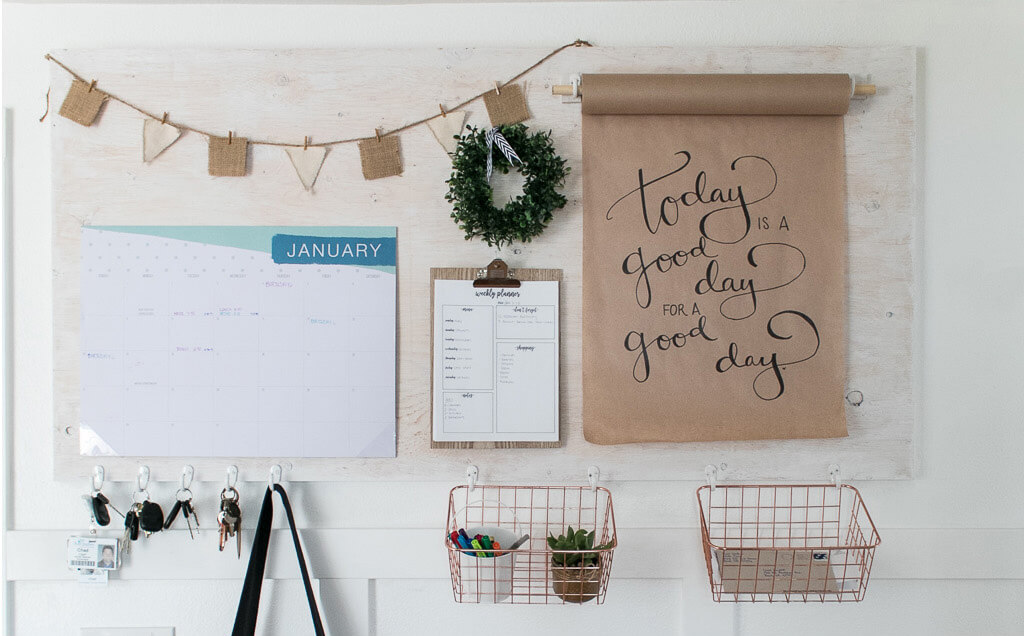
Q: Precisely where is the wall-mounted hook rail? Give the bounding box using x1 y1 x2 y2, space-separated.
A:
705 465 718 492
829 464 842 490
91 465 105 493
225 465 239 490
137 465 150 492
180 465 194 491
269 464 283 490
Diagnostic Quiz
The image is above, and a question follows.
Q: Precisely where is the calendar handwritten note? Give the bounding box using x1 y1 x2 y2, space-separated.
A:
79 226 397 458
431 279 559 444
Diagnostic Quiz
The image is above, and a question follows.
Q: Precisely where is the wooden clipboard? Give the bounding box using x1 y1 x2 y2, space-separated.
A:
430 259 562 449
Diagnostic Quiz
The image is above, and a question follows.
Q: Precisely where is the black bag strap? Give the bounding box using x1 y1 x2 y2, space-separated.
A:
231 484 326 636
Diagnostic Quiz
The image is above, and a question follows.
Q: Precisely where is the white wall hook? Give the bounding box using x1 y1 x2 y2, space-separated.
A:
466 465 479 493
226 465 239 490
269 464 283 490
705 465 718 492
137 465 150 492
829 464 842 489
587 465 600 492
91 465 104 493
180 464 194 491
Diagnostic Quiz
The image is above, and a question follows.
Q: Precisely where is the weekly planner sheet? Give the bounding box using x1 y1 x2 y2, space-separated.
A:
431 279 559 443
79 226 397 458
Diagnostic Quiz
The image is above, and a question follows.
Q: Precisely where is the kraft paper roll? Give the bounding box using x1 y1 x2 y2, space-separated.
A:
580 74 852 116
580 72 849 444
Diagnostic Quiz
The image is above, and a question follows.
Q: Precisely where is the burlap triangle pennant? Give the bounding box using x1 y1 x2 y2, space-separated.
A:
142 119 182 163
284 145 328 190
426 111 467 155
58 79 106 127
483 83 530 127
208 135 248 177
358 135 403 180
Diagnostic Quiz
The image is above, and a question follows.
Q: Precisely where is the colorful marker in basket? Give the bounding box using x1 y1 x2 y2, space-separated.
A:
448 529 530 557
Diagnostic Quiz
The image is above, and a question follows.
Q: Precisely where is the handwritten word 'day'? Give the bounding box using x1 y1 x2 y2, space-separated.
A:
604 153 777 245
624 315 717 383
695 243 807 321
715 310 820 401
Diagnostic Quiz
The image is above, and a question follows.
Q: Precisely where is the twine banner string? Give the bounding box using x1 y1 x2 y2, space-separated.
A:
43 40 593 148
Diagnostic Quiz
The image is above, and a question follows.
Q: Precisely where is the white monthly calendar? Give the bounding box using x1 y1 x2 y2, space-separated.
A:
79 226 397 458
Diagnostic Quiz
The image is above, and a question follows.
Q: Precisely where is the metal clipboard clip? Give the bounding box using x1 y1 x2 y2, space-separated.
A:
473 259 521 289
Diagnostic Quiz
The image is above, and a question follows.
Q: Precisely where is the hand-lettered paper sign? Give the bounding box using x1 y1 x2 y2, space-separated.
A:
581 74 851 443
426 111 468 155
58 79 106 127
483 84 530 127
142 119 182 163
208 135 248 177
284 145 328 190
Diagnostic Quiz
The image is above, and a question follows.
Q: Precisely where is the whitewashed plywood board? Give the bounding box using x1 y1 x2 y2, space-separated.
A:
50 46 916 482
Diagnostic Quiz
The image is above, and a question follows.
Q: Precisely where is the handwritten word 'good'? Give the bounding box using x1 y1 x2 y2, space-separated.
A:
624 315 717 383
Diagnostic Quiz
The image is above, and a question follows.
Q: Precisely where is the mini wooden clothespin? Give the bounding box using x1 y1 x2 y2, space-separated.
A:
375 128 382 143
493 81 501 95
304 135 309 150
88 80 97 93
161 112 168 125
228 130 233 145
439 104 447 118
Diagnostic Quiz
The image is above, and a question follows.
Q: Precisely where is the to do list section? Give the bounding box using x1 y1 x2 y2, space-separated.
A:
432 280 559 443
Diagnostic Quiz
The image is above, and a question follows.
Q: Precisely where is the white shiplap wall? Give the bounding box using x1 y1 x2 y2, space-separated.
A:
3 2 1023 635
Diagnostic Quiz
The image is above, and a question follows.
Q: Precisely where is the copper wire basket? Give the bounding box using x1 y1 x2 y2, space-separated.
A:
697 483 880 603
445 485 617 604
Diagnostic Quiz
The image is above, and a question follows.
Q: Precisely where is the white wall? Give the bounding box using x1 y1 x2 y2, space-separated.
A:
3 1 1023 635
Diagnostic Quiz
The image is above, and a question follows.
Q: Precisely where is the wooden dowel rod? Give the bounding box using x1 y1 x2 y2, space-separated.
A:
551 83 877 97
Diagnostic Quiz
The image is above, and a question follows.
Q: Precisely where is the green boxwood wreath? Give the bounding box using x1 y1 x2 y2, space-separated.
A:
445 124 569 248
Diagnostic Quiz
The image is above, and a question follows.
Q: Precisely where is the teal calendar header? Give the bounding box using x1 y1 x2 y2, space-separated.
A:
271 234 396 266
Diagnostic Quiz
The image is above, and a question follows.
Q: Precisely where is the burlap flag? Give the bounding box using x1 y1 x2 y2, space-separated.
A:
208 135 248 177
426 111 467 155
58 79 106 127
483 84 530 127
358 135 402 180
284 145 328 190
142 119 182 163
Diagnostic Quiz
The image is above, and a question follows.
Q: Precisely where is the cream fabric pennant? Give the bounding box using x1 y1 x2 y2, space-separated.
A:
426 111 467 155
284 145 328 190
142 119 183 163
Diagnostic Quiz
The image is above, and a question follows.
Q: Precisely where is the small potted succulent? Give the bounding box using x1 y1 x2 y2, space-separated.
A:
547 526 610 603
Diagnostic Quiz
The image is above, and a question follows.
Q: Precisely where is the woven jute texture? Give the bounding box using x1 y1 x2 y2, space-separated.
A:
358 135 403 180
484 84 530 127
208 136 248 177
58 80 106 127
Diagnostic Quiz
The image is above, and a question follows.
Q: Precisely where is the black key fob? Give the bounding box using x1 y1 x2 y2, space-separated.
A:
92 495 110 527
125 509 140 541
139 501 164 533
163 500 182 530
